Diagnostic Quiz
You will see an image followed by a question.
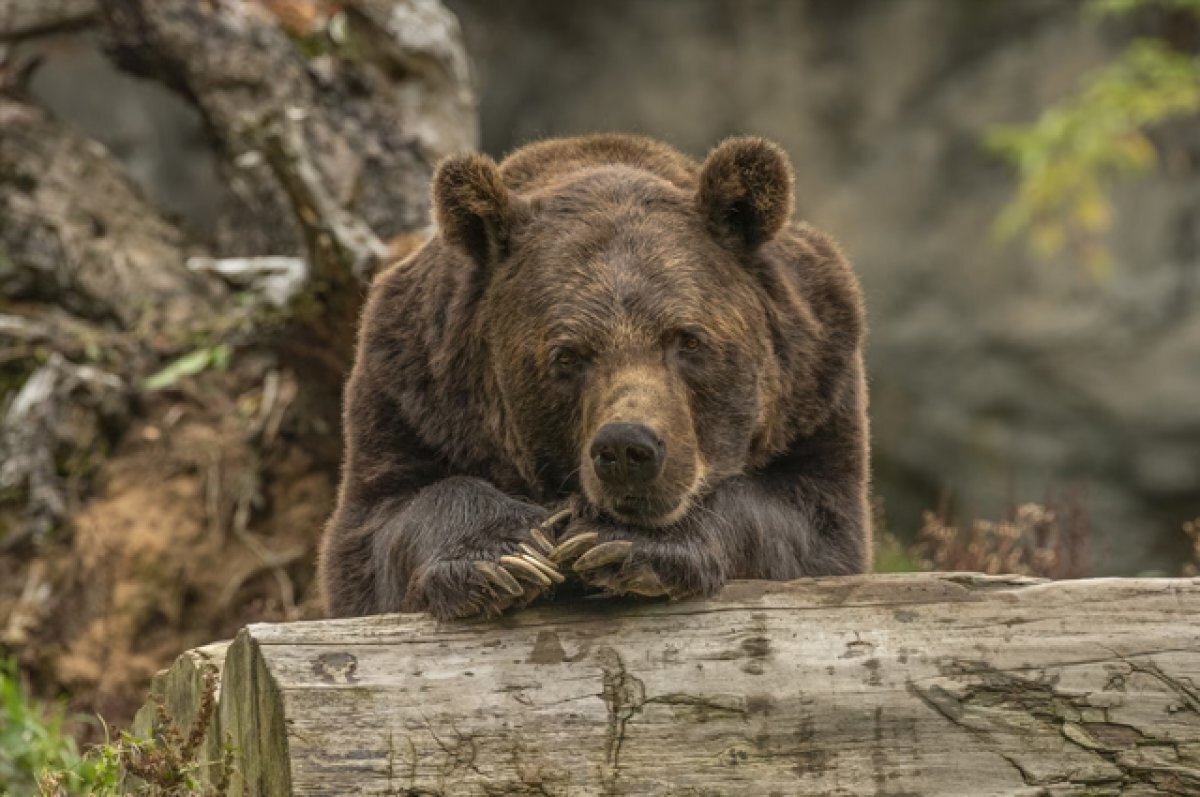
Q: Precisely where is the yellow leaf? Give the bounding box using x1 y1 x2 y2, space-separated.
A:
1083 245 1113 282
1075 195 1112 233
1031 222 1067 257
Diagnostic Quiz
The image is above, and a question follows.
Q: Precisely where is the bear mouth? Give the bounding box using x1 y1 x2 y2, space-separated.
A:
607 493 690 527
614 495 653 516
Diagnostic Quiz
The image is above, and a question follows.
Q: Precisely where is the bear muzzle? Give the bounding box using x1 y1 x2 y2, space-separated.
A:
590 422 666 489
581 421 700 527
578 363 702 527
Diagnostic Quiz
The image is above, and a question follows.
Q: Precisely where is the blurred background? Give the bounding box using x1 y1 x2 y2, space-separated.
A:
0 0 1198 789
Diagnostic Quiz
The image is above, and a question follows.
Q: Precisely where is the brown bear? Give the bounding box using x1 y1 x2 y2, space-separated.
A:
320 133 870 620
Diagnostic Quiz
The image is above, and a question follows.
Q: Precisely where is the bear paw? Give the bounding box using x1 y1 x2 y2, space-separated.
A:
550 531 723 600
408 510 572 620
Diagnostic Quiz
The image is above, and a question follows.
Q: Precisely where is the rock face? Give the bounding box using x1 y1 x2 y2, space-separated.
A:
446 0 1200 573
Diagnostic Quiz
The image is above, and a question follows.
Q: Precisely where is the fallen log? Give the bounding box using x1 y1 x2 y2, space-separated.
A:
136 573 1200 796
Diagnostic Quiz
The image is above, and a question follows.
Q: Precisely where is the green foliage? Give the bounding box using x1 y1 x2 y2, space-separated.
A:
872 531 921 573
988 1 1200 277
1 659 232 796
141 345 231 392
1089 0 1200 15
0 659 117 796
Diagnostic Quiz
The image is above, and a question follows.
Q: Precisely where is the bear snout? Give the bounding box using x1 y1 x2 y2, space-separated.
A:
578 362 702 527
589 422 666 488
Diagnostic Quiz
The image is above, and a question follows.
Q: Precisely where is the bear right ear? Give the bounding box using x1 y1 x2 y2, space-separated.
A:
433 153 527 267
697 137 795 252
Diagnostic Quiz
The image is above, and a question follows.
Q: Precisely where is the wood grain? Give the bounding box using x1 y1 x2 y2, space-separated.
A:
139 574 1200 796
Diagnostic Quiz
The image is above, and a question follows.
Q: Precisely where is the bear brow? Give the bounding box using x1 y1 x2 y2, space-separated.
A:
543 307 613 346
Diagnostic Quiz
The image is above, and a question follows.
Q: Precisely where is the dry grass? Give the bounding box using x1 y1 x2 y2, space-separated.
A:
1183 517 1200 578
912 491 1093 579
37 665 238 797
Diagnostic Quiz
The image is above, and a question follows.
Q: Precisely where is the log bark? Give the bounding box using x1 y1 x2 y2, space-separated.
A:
138 573 1200 796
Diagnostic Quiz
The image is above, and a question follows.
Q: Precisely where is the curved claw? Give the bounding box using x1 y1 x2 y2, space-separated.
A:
573 540 634 572
549 532 599 565
530 508 572 554
619 566 668 597
474 561 523 597
518 542 551 567
451 589 494 619
518 545 565 583
529 526 555 555
500 554 553 587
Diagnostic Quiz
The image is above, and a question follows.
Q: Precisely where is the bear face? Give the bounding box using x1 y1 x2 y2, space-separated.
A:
483 172 776 526
436 139 805 528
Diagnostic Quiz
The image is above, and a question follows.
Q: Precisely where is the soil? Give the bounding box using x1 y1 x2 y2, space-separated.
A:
1 358 337 739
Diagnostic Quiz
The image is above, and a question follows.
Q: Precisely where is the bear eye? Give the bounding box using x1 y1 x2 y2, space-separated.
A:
677 331 704 354
550 346 585 374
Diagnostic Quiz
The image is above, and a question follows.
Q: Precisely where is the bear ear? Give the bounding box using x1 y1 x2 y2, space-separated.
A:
697 137 795 252
433 153 527 267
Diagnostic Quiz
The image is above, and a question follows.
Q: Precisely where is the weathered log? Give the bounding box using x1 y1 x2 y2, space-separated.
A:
139 573 1200 796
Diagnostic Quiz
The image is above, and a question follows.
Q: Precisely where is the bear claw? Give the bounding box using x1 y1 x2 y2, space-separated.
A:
529 527 555 554
571 560 664 597
474 561 523 596
549 532 599 564
499 554 554 587
518 543 555 569
543 507 573 530
617 567 668 597
572 540 634 572
518 544 566 583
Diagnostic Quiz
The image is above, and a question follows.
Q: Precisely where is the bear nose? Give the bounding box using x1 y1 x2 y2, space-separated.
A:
590 423 665 487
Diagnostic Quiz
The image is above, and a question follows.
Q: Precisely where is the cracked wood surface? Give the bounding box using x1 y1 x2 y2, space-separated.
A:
139 573 1200 796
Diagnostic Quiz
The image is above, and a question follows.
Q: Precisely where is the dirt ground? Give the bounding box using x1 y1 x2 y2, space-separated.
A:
1 360 337 738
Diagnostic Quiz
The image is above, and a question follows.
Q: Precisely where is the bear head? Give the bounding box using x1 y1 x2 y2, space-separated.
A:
432 137 855 528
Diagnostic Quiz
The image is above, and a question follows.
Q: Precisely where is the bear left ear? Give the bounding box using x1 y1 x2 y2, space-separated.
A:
433 153 527 268
697 137 795 252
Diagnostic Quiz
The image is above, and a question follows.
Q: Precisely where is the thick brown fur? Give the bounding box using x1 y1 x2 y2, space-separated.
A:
320 133 871 620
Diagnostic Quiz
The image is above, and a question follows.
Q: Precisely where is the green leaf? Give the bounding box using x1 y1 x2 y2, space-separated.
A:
1088 0 1200 17
142 344 233 391
986 33 1200 274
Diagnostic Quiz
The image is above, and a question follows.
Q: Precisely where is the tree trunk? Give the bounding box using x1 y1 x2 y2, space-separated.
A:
137 573 1200 796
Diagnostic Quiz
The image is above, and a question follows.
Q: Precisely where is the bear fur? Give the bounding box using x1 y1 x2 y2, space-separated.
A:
320 133 870 620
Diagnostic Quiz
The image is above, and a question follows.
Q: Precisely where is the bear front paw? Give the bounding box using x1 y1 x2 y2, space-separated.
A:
406 513 571 620
550 529 724 600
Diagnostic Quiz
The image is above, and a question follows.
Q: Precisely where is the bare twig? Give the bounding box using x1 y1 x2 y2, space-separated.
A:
0 560 52 645
254 112 388 285
248 369 298 448
215 475 303 620
0 0 97 41
187 256 308 309
205 455 224 545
